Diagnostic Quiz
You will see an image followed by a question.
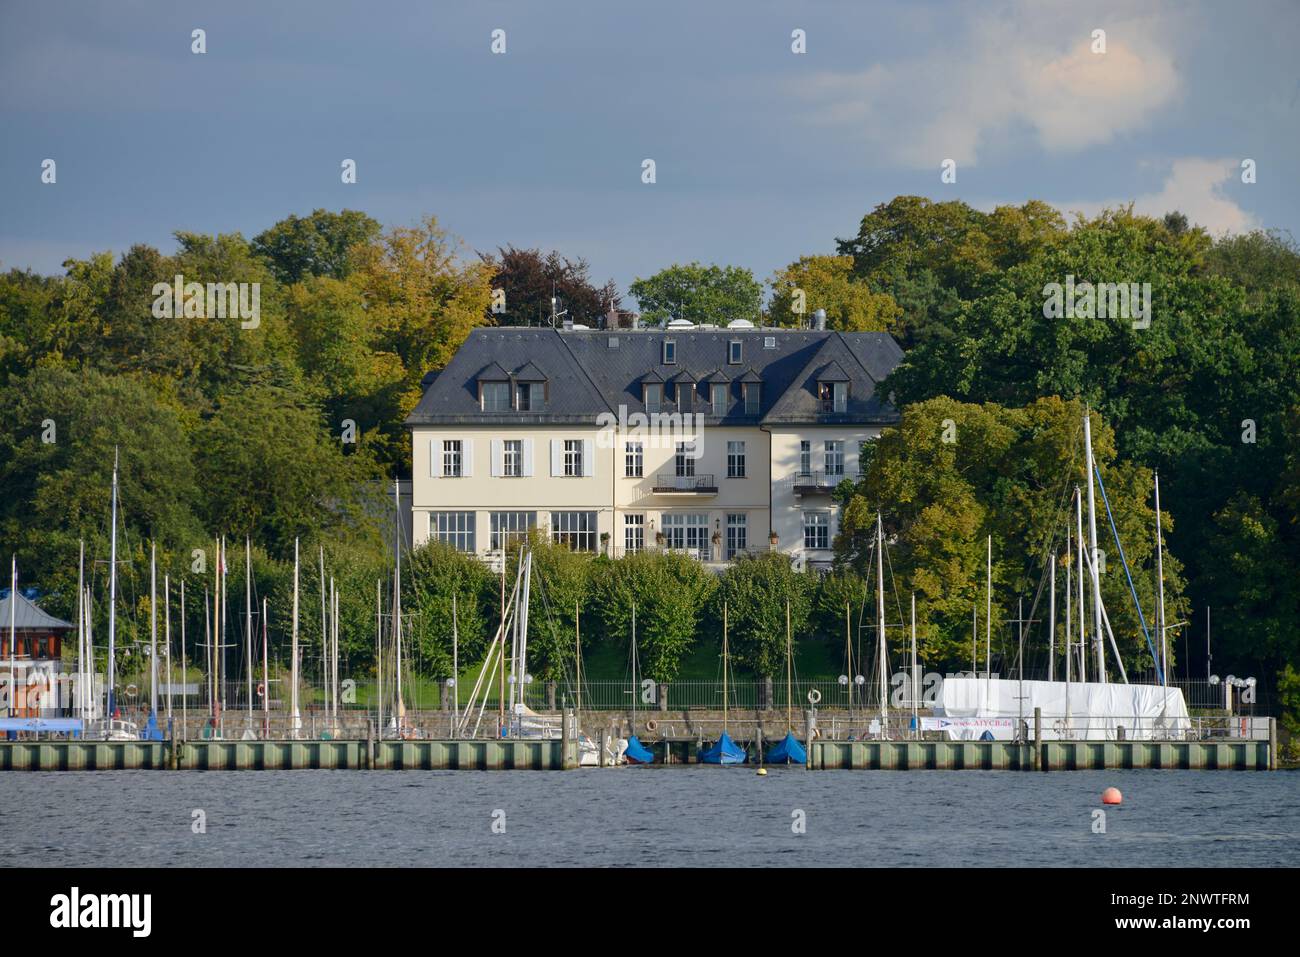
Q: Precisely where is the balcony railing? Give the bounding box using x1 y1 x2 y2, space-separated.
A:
784 469 859 494
652 472 718 494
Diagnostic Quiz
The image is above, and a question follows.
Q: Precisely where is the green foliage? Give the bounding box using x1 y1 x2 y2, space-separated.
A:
713 553 815 677
767 255 900 331
514 532 593 680
837 397 1185 673
629 262 762 326
251 209 382 285
593 550 718 682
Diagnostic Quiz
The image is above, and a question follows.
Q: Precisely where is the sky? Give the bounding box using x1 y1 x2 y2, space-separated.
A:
2 0 1297 305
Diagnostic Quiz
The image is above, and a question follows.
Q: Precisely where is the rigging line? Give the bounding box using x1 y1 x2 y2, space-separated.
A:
1092 461 1162 681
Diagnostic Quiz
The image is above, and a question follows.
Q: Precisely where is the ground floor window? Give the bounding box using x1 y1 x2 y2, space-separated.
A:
551 510 598 552
803 511 830 550
490 511 535 551
624 514 645 554
726 513 747 559
662 512 709 555
431 511 476 552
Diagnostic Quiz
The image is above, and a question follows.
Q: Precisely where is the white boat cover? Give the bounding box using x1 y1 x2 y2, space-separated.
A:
935 677 1192 741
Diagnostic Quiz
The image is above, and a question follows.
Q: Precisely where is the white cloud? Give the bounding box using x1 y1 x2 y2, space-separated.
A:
792 4 1181 166
1057 157 1258 235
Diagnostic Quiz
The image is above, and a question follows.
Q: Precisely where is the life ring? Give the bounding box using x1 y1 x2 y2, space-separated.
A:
645 719 658 732
807 689 822 705
125 683 138 698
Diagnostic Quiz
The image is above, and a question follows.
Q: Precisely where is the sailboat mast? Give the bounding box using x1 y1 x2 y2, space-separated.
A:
1083 409 1107 681
179 580 186 740
291 539 300 737
1155 470 1168 688
910 592 918 738
245 537 253 724
876 513 886 735
107 449 119 716
77 540 84 720
150 542 158 717
392 479 404 727
164 572 172 723
984 534 991 677
375 579 382 740
204 589 213 719
454 594 460 728
1075 487 1087 683
631 600 638 723
785 599 792 733
262 596 269 728
1048 552 1056 682
1065 518 1072 685
220 536 228 713
721 600 727 734
7 557 16 719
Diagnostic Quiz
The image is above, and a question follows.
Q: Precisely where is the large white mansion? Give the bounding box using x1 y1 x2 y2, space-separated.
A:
405 323 903 570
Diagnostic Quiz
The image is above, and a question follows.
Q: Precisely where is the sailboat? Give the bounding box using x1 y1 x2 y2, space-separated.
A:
87 449 137 741
622 601 654 764
700 600 747 765
932 409 1192 741
765 599 805 765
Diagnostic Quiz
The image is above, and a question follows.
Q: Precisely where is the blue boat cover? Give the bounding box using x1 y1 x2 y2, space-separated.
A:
700 731 748 765
141 712 164 741
624 734 654 764
765 732 806 765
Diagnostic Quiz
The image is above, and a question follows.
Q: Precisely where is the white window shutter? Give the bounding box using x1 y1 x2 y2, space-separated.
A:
490 439 503 478
462 438 474 478
582 439 595 477
430 438 441 478
522 439 534 477
551 439 562 476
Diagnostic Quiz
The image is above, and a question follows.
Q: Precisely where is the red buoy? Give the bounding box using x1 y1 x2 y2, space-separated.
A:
1102 787 1122 805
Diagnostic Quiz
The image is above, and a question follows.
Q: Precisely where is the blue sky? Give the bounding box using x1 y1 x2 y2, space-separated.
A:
2 0 1297 305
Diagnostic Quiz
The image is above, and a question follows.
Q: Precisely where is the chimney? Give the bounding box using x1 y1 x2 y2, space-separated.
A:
814 308 827 331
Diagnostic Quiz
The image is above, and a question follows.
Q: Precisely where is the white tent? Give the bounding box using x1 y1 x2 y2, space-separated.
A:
934 677 1191 741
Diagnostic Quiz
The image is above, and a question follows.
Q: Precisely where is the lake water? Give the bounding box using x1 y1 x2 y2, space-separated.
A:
5 769 1298 867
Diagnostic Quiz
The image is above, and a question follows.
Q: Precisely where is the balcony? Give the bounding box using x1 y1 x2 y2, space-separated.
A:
784 469 858 496
651 472 718 495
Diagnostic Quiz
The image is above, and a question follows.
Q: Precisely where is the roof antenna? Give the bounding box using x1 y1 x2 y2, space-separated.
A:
550 281 568 329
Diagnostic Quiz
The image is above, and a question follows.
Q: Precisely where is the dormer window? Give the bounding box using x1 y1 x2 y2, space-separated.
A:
677 383 693 411
481 381 510 411
819 381 847 413
663 339 676 364
711 382 727 411
516 382 544 411
644 383 663 412
743 382 760 414
728 340 742 364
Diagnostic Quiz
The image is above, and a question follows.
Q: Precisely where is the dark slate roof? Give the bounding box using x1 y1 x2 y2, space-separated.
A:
407 328 609 425
764 332 902 424
814 360 851 382
0 591 73 632
476 361 510 381
512 360 547 381
405 327 903 427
